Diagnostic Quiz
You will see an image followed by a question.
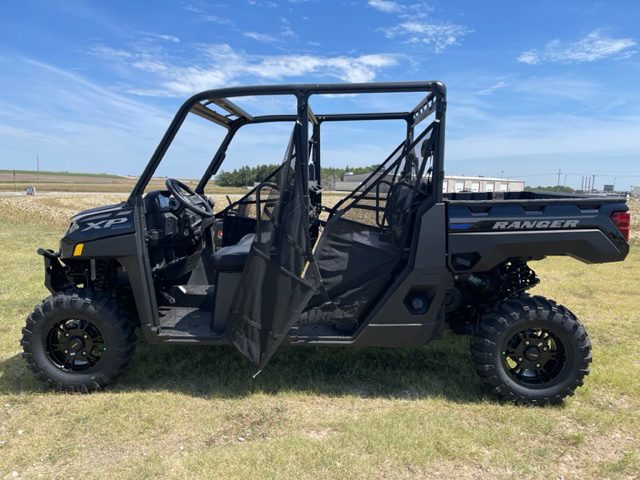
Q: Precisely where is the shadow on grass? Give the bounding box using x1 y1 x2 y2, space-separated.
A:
1 332 492 403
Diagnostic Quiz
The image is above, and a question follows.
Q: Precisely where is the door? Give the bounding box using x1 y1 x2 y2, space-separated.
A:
225 126 318 369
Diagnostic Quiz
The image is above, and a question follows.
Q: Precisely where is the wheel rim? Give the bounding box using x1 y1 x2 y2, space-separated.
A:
45 318 106 372
501 327 568 388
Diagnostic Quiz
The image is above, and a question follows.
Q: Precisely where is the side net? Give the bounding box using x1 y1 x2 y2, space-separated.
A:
225 117 439 366
298 121 438 328
225 126 320 368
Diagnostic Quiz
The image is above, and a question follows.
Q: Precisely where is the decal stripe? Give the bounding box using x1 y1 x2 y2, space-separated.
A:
449 223 472 230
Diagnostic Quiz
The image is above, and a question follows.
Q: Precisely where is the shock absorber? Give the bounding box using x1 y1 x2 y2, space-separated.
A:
91 259 111 291
503 259 539 295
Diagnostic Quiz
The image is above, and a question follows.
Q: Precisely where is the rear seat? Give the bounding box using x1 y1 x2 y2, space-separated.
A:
212 233 255 271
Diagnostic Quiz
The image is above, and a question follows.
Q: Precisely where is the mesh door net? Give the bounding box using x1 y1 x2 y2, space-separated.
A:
225 126 319 368
299 123 437 327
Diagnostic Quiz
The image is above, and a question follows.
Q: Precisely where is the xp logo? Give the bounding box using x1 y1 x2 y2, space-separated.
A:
492 219 580 230
81 217 131 232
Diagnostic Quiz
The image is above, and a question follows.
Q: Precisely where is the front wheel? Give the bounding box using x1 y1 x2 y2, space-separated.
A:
21 289 135 393
471 295 591 405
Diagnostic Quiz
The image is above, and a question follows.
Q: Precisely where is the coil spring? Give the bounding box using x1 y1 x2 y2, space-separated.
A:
503 259 539 295
92 260 111 291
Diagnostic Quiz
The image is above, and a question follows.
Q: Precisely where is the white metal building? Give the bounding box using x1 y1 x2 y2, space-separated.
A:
442 175 524 193
334 173 524 193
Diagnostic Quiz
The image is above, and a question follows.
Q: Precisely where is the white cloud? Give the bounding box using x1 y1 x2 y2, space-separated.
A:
244 18 296 44
89 45 134 60
368 0 403 13
516 51 538 65
245 0 277 6
384 21 472 52
137 32 181 44
244 32 279 43
183 4 234 25
518 30 636 64
91 43 399 96
368 1 468 52
478 81 507 96
279 17 295 38
243 51 398 83
130 58 170 74
152 33 180 44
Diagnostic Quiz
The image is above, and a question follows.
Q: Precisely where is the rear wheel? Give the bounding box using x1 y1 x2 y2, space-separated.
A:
471 295 591 405
21 289 135 393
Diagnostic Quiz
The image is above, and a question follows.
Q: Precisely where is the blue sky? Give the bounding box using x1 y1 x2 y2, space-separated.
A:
0 0 638 190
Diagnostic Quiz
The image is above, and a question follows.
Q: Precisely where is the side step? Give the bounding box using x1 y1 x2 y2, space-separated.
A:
157 306 225 343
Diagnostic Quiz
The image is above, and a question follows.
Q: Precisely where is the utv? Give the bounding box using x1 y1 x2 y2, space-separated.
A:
22 81 630 405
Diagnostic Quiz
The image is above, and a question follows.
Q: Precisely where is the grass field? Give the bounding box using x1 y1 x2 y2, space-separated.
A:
0 169 248 194
0 195 638 479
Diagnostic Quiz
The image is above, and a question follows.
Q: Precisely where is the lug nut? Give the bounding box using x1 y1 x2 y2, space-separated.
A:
536 363 541 368
64 350 69 354
82 352 87 356
83 335 88 339
65 333 70 338
525 341 530 345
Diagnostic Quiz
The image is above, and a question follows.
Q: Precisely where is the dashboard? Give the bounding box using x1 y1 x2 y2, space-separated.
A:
143 190 214 281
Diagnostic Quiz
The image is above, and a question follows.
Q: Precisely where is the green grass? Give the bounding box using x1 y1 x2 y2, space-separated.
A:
0 198 638 479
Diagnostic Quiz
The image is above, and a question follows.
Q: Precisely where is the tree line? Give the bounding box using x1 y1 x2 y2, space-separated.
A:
525 185 576 193
214 164 379 187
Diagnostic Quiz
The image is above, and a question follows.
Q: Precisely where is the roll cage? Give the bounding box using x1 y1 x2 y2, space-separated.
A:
123 81 448 368
127 81 447 208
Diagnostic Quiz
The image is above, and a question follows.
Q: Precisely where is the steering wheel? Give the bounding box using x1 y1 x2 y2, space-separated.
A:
165 178 213 218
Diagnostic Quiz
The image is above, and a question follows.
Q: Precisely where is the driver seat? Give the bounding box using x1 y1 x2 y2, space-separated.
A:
212 233 255 271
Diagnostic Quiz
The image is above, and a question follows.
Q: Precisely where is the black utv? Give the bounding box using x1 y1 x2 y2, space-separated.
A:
22 81 630 405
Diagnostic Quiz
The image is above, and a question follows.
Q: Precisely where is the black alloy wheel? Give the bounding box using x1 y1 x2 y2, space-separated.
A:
45 318 106 372
501 326 567 387
471 295 591 405
21 289 135 393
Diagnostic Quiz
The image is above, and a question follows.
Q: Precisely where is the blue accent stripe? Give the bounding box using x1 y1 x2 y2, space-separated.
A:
449 223 472 230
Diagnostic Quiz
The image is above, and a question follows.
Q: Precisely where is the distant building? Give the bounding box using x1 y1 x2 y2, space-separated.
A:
334 173 525 193
442 175 524 193
632 185 640 196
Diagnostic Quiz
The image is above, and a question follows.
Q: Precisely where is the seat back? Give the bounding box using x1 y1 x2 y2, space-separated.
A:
212 234 255 271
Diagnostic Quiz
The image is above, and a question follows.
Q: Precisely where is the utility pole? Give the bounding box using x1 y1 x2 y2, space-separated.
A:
557 169 561 192
592 174 595 193
13 169 16 191
36 155 39 184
